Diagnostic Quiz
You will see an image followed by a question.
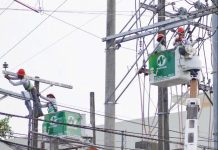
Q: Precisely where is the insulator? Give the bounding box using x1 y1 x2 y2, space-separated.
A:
3 62 8 70
178 7 188 15
194 1 205 10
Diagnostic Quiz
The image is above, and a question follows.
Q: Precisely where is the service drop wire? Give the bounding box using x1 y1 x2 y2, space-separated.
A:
0 111 187 147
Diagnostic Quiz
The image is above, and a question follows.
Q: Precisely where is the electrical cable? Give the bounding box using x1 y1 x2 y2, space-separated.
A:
0 0 69 60
44 12 101 39
0 138 45 150
184 0 194 5
4 132 111 150
0 8 138 16
0 87 192 138
0 0 216 148
208 99 213 148
116 0 155 46
119 0 148 33
180 85 184 141
211 0 218 8
0 95 213 145
175 85 182 143
0 1 14 16
113 30 170 103
0 94 216 147
33 131 135 150
202 15 210 81
0 111 191 147
105 1 214 104
149 89 158 136
11 14 102 70
135 0 147 137
137 1 169 138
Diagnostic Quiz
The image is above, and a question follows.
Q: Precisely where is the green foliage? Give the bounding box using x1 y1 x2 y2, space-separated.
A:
0 117 13 139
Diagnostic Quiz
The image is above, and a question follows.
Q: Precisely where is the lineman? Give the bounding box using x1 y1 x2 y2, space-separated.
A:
173 26 197 58
173 26 191 47
155 33 166 52
5 69 43 118
40 93 58 113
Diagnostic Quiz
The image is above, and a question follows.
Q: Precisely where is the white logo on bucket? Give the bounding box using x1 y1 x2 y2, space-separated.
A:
157 55 167 67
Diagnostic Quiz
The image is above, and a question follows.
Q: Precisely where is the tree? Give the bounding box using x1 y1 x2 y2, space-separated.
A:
0 117 13 139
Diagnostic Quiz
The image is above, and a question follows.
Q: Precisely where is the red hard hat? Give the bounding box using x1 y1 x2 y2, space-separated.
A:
47 93 55 98
157 33 164 41
177 27 185 33
17 69 25 76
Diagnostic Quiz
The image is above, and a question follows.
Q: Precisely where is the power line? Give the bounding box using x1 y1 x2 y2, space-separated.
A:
0 1 216 149
33 131 129 150
44 12 102 39
0 0 69 60
0 106 216 148
2 28 215 149
12 14 101 69
0 1 14 16
0 8 137 16
0 138 45 150
4 131 135 150
0 111 190 147
0 86 188 138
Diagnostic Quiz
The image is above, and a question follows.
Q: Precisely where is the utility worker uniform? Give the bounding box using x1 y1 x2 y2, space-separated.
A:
40 94 57 113
155 33 166 52
5 69 43 118
173 26 191 47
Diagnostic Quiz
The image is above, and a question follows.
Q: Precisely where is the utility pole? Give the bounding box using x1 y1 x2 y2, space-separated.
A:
32 76 40 149
104 0 116 149
157 0 170 150
212 1 218 149
121 131 124 150
184 76 200 150
50 138 58 150
90 92 96 144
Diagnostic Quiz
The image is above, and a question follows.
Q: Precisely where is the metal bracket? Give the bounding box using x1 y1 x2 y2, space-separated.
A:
102 5 217 44
2 70 73 89
199 84 212 92
140 3 212 32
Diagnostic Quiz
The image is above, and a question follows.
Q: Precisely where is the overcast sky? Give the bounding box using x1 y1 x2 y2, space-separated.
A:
0 0 213 136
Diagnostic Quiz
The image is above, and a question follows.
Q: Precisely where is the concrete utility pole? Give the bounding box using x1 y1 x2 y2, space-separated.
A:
50 139 58 150
104 0 116 149
32 76 40 149
184 77 200 150
212 1 218 149
157 0 170 150
90 92 96 144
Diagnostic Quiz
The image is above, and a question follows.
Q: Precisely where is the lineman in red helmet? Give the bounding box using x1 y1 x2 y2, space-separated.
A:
40 93 58 113
5 69 43 118
173 26 191 47
155 33 166 52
